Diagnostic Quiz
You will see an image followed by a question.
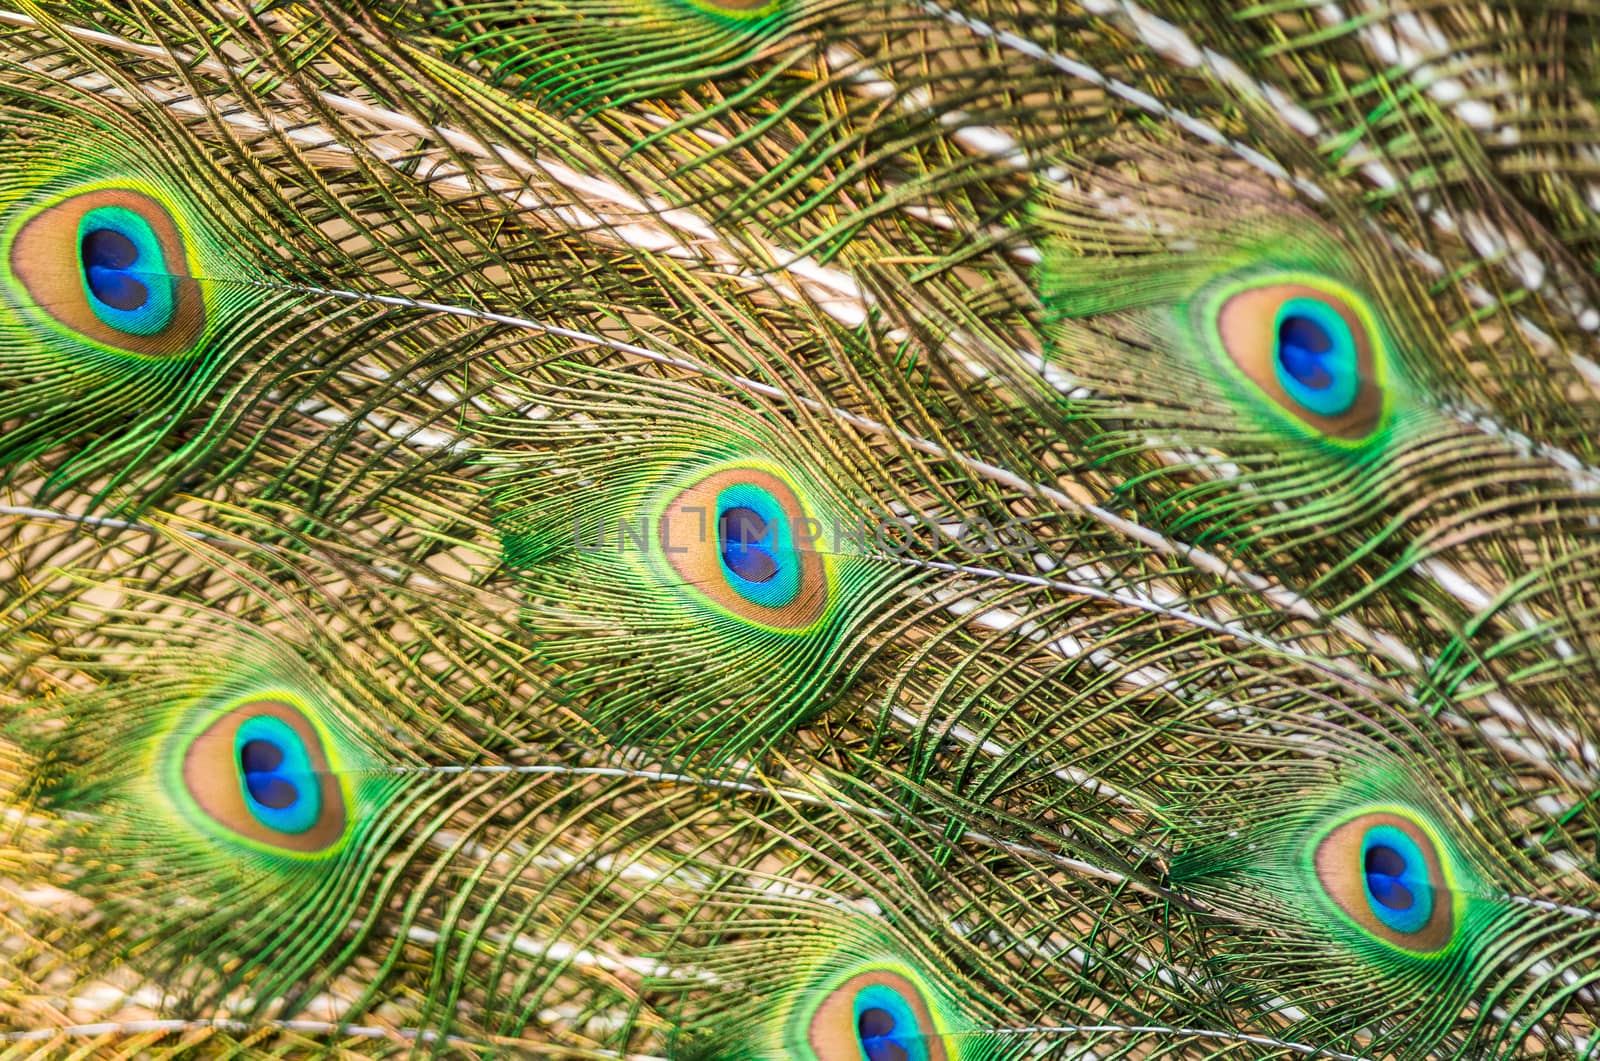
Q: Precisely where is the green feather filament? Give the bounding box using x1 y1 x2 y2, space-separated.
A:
414 0 811 114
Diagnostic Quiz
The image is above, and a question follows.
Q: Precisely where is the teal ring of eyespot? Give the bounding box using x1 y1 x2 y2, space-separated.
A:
1272 296 1360 418
1360 822 1434 936
716 482 801 608
853 981 929 1061
234 713 322 835
76 204 177 336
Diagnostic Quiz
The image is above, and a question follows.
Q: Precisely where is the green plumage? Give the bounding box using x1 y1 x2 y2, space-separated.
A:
409 0 802 113
488 370 926 761
0 118 291 505
1 0 1599 1058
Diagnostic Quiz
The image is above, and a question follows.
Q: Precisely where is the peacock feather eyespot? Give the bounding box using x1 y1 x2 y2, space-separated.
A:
1203 272 1390 445
1311 805 1459 955
657 464 829 629
5 182 207 360
171 691 354 858
801 968 952 1061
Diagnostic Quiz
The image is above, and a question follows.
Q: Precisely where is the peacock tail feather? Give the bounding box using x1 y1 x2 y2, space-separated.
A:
2 0 1599 1057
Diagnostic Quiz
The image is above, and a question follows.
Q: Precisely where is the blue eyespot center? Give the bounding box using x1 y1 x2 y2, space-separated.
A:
234 715 322 835
1359 824 1433 934
1277 314 1333 389
81 228 150 311
74 205 178 336
1364 843 1415 911
1272 297 1360 418
712 483 802 608
858 1006 910 1061
240 738 300 811
852 983 927 1061
719 505 778 583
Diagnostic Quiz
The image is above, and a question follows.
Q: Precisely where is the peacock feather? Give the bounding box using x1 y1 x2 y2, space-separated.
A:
2 0 1599 1058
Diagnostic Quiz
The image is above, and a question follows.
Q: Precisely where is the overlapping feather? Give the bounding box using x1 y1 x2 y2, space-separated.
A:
1 0 1598 1057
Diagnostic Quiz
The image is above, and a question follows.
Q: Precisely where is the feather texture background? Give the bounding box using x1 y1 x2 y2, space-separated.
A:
1 0 1598 1057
